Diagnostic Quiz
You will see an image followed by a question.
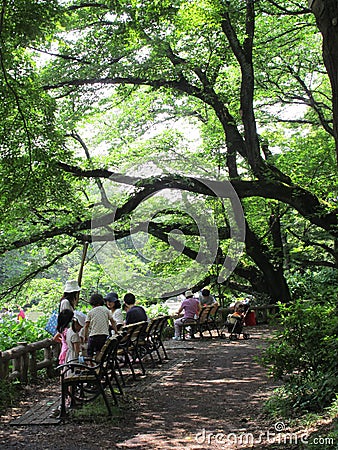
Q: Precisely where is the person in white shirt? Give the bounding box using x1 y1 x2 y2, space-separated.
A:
84 293 118 357
104 292 124 334
65 311 86 362
199 288 217 306
59 279 81 312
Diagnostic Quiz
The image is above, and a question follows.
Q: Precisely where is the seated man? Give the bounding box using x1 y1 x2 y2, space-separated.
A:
173 290 201 340
123 292 148 325
199 288 217 306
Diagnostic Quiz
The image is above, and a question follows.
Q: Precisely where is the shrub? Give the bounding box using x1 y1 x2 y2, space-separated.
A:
0 379 19 414
260 298 338 414
0 315 49 351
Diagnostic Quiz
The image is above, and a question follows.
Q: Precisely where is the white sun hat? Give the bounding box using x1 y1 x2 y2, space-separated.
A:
73 310 86 327
63 279 81 293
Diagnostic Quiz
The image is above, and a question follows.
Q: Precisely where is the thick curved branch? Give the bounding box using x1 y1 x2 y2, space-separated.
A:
310 0 338 163
68 131 113 209
44 74 248 169
2 171 337 255
265 1 310 15
296 259 336 268
221 4 262 176
58 165 338 236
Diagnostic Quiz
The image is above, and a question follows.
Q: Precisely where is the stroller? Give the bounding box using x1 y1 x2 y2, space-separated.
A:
221 301 250 340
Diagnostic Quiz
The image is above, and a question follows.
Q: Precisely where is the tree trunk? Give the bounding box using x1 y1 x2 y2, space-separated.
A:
310 0 338 163
245 224 291 303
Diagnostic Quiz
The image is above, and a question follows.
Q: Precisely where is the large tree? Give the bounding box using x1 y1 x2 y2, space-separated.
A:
0 0 337 302
309 0 338 161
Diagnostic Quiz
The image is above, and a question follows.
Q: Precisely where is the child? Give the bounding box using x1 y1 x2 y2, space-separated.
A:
54 309 74 365
65 311 86 362
226 302 245 335
84 293 118 357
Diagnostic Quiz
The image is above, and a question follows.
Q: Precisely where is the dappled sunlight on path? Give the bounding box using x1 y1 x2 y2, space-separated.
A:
114 328 279 449
0 326 302 450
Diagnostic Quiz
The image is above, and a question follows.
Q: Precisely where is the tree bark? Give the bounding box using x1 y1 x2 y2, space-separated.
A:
245 225 291 303
310 0 338 163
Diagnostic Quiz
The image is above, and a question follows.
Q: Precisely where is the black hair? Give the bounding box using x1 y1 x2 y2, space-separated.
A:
123 292 136 305
71 318 83 332
90 293 104 307
201 288 210 297
110 299 121 309
60 291 78 309
57 309 74 333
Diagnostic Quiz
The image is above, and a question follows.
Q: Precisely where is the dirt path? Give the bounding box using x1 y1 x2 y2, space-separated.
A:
0 327 306 449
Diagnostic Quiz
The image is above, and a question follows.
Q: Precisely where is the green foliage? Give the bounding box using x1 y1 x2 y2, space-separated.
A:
306 421 338 450
0 0 336 310
264 390 338 449
0 379 20 415
287 268 338 302
144 302 169 318
0 315 49 351
261 298 338 415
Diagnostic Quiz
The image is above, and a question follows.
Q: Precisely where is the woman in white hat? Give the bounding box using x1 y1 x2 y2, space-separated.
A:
59 279 81 312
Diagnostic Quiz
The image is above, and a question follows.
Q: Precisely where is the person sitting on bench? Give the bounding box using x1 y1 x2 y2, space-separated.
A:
172 290 201 341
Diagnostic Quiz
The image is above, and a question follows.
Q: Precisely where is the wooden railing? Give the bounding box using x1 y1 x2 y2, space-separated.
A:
250 304 280 323
0 338 60 383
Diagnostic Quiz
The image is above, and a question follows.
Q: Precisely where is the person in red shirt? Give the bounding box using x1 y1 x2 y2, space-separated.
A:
17 306 26 321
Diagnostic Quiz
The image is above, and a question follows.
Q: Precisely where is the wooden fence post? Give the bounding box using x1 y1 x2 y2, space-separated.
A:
30 350 38 382
17 342 29 383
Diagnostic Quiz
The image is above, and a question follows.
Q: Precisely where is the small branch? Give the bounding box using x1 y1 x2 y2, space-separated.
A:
68 131 113 209
0 243 78 299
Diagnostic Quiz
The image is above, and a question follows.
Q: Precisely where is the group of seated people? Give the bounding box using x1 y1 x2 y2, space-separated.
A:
54 280 221 362
172 288 218 341
54 279 148 365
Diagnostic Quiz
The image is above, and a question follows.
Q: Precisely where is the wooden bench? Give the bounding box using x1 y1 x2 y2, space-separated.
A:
205 304 221 337
138 315 170 367
181 306 211 340
116 321 148 383
56 335 122 418
180 305 221 339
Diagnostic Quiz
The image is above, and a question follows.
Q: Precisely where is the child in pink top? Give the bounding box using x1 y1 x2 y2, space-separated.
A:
53 309 74 365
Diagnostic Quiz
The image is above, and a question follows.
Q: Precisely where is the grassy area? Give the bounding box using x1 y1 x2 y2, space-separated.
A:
67 392 133 424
